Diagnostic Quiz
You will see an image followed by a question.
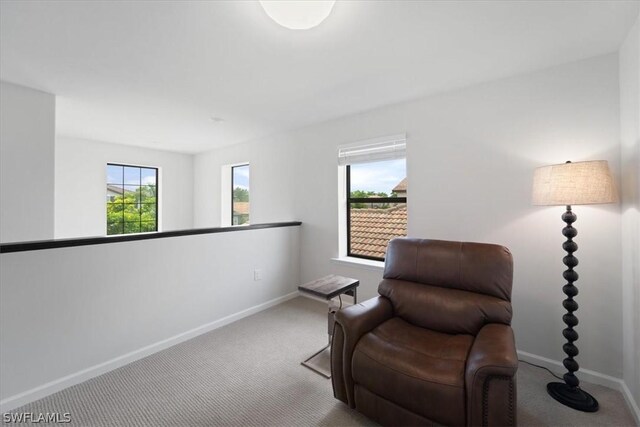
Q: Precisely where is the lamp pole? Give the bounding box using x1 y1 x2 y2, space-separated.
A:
545 204 599 412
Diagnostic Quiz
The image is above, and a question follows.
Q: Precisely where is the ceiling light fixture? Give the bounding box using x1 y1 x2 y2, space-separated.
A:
259 1 335 30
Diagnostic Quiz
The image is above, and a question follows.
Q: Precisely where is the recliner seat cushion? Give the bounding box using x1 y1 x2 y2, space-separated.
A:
352 317 473 426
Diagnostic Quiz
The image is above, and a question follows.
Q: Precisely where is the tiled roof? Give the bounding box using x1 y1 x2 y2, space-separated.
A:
351 205 407 259
106 185 134 194
392 178 407 192
233 202 250 215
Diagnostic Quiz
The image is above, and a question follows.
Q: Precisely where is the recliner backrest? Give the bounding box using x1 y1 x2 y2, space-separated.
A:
383 238 513 301
380 238 514 334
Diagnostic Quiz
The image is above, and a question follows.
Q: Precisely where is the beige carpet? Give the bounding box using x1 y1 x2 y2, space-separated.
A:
4 297 637 426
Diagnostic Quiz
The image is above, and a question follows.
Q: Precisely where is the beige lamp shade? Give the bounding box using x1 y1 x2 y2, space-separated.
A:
532 160 618 206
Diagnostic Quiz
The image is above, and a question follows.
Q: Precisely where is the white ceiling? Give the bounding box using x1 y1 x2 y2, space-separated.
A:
1 1 638 154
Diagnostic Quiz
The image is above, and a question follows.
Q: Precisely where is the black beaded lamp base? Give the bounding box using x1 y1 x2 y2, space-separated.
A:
547 203 599 413
547 382 599 412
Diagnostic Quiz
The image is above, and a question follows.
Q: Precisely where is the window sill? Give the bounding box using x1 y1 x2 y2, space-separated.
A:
330 256 385 272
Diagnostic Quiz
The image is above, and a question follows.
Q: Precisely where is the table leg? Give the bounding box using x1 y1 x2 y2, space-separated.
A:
300 289 358 379
300 300 336 379
301 343 331 379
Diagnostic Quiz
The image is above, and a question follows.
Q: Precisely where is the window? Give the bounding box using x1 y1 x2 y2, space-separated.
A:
106 164 158 235
232 164 250 225
340 135 407 261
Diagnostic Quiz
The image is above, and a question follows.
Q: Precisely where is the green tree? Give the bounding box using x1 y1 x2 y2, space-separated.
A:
107 185 157 235
233 187 249 202
350 190 389 198
349 190 389 208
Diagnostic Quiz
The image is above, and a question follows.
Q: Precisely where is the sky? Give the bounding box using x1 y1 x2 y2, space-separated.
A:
233 164 250 190
107 165 156 186
350 159 406 194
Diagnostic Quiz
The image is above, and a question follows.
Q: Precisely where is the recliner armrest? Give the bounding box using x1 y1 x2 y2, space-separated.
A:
465 323 518 426
334 295 393 335
331 296 393 407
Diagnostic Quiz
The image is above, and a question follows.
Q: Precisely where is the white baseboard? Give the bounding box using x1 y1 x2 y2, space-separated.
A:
517 350 622 389
517 350 640 425
0 291 300 413
620 381 640 426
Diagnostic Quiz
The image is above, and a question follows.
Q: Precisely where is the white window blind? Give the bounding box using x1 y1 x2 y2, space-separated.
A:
338 134 406 166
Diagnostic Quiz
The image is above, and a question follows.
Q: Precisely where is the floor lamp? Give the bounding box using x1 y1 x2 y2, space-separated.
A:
532 160 617 412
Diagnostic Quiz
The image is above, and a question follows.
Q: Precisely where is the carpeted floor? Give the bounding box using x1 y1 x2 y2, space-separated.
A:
4 297 637 426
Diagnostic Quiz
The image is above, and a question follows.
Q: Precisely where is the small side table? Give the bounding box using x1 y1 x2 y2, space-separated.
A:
298 274 359 378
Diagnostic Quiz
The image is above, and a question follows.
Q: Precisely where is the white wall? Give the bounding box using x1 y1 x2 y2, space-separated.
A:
0 81 55 243
0 225 300 409
309 54 623 379
620 15 640 413
194 136 297 228
55 137 194 238
194 54 623 379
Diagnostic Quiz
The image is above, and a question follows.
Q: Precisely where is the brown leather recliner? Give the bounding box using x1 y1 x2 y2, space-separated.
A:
331 238 517 427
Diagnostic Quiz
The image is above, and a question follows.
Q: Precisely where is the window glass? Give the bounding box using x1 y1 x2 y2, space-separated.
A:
123 166 141 185
232 165 250 226
107 164 123 184
347 159 406 260
106 164 158 235
141 168 157 186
